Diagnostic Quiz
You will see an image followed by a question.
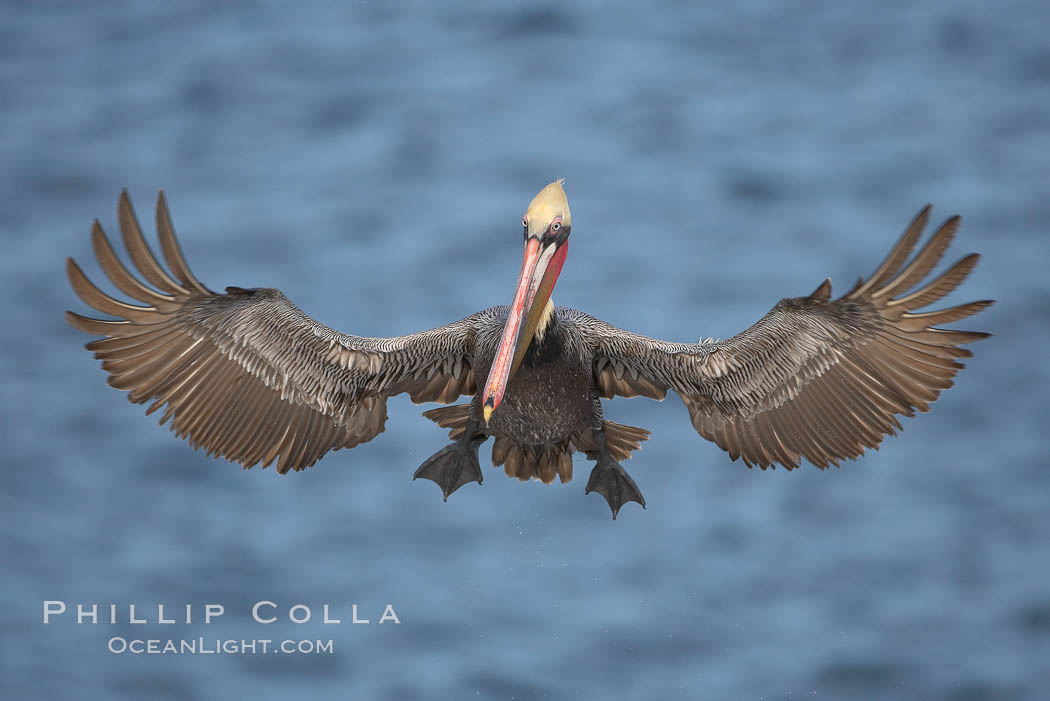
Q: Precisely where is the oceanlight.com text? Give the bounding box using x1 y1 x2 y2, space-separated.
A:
107 637 335 655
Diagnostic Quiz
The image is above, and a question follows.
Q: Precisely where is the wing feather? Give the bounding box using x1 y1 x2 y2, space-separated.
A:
117 190 188 295
155 190 212 295
852 204 929 296
873 215 959 299
91 219 175 304
68 191 488 473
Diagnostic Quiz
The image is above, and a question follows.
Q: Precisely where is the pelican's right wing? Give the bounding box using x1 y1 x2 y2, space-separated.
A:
576 206 992 469
67 191 488 473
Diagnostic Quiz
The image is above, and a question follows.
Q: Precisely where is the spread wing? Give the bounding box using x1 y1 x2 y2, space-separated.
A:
67 191 487 473
579 206 992 469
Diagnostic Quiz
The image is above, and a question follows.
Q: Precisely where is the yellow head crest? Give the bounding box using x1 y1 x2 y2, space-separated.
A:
524 179 571 237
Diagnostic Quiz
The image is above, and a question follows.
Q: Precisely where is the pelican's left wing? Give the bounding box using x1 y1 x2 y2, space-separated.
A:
574 206 992 469
67 191 485 473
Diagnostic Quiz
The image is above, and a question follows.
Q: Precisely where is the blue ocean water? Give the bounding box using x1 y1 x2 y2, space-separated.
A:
2 1 1048 698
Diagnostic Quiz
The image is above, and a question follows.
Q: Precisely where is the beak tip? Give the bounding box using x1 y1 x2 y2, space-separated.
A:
482 404 493 425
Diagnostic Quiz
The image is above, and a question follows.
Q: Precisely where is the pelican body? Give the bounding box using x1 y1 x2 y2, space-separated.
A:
66 181 992 517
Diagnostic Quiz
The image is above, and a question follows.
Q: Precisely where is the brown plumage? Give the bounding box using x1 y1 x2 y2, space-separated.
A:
66 186 991 517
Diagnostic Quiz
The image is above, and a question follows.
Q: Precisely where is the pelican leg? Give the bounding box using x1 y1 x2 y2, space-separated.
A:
413 417 486 501
585 427 646 519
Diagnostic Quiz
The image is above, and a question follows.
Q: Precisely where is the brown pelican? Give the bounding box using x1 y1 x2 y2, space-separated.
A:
66 181 991 517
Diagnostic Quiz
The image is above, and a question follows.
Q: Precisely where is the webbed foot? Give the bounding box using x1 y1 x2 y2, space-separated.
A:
414 436 484 501
585 458 645 519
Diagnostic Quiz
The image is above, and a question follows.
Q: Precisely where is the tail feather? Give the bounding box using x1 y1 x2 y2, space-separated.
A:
422 403 472 440
491 437 573 484
602 420 651 462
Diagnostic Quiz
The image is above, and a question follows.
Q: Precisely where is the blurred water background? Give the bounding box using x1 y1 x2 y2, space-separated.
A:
2 1 1048 698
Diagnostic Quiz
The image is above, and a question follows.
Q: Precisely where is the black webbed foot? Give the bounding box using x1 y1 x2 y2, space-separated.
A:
585 458 645 519
414 436 484 501
585 422 646 519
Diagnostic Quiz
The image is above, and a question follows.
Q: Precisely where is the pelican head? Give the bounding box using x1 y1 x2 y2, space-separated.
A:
482 180 573 423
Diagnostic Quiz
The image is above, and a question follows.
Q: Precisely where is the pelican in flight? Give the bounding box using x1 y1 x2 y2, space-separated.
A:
66 181 991 517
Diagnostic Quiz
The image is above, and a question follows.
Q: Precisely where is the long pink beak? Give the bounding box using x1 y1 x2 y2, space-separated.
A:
481 236 567 423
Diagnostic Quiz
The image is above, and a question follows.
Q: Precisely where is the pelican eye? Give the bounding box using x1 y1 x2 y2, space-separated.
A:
522 218 528 229
551 221 561 231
